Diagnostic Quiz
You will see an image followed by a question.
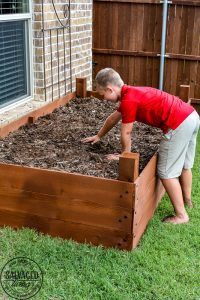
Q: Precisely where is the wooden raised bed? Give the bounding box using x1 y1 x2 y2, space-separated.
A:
0 79 165 251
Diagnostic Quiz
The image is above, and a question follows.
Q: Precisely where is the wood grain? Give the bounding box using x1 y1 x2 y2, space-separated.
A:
0 163 134 210
132 155 165 248
76 78 87 98
119 152 139 183
93 0 200 98
0 187 132 231
0 209 133 250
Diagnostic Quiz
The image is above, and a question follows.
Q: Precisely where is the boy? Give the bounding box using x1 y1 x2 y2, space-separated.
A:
82 68 200 224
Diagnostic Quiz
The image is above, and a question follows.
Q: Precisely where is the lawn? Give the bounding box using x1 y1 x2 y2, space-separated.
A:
0 134 199 300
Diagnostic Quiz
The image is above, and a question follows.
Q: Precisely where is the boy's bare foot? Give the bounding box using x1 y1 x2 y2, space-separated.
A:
162 215 189 224
184 197 193 208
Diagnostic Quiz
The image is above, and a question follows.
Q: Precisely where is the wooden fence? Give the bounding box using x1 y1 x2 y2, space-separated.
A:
93 0 200 98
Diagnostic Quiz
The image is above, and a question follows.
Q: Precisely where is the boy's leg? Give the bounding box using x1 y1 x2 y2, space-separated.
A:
179 168 193 208
158 131 190 224
158 111 199 224
161 178 189 224
179 112 199 208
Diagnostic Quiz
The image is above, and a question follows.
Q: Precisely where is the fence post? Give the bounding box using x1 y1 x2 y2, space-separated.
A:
118 152 140 182
76 78 87 98
179 85 190 103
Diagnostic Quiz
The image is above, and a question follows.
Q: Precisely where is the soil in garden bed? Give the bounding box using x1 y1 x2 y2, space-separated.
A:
0 97 162 179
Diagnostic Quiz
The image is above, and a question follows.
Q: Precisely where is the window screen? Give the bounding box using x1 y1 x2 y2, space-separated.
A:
0 21 28 107
0 0 29 14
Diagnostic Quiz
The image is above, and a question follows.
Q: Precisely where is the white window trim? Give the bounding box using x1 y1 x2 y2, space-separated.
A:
0 13 31 21
0 0 34 112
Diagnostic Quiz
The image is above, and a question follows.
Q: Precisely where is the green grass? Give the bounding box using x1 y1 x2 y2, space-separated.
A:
0 134 199 300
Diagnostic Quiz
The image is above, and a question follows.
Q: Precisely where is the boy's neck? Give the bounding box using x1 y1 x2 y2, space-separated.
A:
116 85 124 102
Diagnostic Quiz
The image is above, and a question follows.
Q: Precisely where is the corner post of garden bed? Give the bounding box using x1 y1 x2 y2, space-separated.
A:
118 152 140 251
179 85 190 103
76 78 87 98
118 152 140 183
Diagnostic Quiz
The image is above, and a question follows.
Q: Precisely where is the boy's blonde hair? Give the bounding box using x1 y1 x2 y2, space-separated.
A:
95 68 124 88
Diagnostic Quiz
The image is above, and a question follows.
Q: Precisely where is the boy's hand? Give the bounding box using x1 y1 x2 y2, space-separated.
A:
106 154 120 161
81 135 100 145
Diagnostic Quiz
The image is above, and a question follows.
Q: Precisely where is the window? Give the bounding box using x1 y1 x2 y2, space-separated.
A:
0 0 29 14
0 0 32 109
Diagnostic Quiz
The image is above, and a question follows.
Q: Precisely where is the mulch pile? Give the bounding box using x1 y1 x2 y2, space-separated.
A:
0 97 162 179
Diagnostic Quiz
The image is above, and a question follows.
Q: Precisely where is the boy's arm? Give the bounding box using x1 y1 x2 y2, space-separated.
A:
106 122 134 160
98 110 121 138
120 122 134 153
81 110 121 144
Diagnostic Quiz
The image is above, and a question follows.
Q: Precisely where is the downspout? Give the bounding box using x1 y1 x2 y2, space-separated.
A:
159 0 170 90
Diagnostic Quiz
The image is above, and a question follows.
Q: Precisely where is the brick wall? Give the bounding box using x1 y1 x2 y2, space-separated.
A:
0 0 92 126
33 0 92 102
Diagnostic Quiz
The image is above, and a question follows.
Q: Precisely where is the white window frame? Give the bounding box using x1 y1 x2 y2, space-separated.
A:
0 1 33 112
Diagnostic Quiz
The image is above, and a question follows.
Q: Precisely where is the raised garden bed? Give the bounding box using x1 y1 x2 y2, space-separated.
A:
0 80 165 250
0 98 162 179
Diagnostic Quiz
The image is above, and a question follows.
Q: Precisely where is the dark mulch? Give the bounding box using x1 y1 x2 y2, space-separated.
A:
0 97 162 179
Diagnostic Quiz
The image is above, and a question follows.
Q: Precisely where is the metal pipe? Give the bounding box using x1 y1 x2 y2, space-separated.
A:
159 0 169 90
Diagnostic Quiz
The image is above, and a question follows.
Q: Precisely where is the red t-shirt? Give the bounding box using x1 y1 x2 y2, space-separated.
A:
117 85 194 133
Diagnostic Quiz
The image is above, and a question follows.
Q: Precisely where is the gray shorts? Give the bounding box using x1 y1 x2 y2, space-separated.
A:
157 111 200 179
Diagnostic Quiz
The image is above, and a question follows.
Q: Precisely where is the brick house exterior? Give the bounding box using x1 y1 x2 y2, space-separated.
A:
0 0 92 124
33 0 92 101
